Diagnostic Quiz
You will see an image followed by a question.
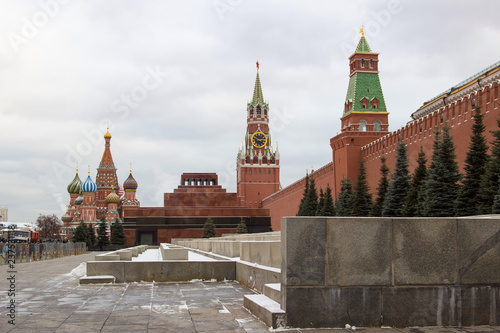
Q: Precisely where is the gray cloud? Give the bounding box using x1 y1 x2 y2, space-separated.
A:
1 0 499 221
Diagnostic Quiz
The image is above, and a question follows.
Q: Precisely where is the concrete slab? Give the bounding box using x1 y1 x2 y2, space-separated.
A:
243 294 286 329
79 275 115 284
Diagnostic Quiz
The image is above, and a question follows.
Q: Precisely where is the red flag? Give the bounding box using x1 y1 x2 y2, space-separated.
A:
256 61 259 69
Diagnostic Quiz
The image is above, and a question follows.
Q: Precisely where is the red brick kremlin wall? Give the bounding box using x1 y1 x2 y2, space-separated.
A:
263 78 499 231
364 86 499 193
263 162 334 231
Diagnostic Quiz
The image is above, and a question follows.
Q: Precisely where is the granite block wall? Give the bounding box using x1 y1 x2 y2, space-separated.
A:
281 216 500 328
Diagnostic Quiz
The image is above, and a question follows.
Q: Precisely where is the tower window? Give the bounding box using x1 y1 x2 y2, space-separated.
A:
264 108 267 116
259 169 261 174
362 104 367 109
369 59 373 68
359 120 367 132
374 120 382 132
268 170 271 174
361 59 365 68
256 105 261 115
250 107 254 115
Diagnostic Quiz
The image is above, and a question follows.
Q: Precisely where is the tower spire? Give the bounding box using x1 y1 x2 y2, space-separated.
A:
252 61 264 105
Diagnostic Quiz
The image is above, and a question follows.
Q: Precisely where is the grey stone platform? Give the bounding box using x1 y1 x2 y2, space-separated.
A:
79 275 115 284
1 250 500 332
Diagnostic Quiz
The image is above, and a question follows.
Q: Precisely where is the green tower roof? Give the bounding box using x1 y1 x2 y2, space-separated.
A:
344 73 387 116
355 36 372 53
251 72 265 105
343 31 387 117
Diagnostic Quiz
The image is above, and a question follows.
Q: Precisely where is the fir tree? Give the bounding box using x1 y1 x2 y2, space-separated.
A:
336 178 353 216
305 171 319 216
236 218 248 234
111 218 125 245
322 185 336 216
382 141 411 217
478 117 500 214
72 221 90 246
296 172 310 216
316 188 325 216
97 218 110 246
202 217 217 238
455 106 489 216
352 160 372 216
87 223 96 247
402 147 427 217
423 127 461 217
370 155 390 217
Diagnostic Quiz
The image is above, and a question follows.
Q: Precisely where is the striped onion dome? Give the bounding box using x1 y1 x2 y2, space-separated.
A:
81 174 97 193
123 172 138 190
67 171 82 194
106 187 121 204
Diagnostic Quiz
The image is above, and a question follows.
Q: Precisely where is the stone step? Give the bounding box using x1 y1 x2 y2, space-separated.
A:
243 294 286 329
79 275 115 284
263 283 281 303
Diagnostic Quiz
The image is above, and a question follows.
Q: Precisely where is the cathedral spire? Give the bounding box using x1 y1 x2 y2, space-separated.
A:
251 61 265 105
99 128 116 169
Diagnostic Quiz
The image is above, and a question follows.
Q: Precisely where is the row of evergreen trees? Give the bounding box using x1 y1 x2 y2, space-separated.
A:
72 218 125 247
298 108 500 217
202 217 248 238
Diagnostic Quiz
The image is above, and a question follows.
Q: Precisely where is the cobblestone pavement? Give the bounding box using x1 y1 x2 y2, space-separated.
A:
0 252 499 332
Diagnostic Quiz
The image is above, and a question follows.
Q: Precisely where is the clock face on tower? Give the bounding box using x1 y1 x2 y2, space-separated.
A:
251 131 267 148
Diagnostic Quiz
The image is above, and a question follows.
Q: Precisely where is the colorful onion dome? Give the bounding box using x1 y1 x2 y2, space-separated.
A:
106 187 121 204
81 168 97 193
67 170 82 194
61 211 72 223
123 172 138 190
74 192 84 205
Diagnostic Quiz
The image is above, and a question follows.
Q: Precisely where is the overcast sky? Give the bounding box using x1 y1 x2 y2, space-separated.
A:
1 0 499 222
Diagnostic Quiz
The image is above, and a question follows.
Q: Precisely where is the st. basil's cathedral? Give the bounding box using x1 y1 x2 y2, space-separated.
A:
61 128 140 235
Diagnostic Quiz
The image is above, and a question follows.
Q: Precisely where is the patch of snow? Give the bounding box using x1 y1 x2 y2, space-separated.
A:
64 262 86 278
132 249 160 261
219 305 230 314
188 251 217 261
235 318 254 324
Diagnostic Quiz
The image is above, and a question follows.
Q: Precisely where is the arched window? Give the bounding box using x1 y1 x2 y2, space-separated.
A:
360 59 365 68
256 105 261 115
249 107 254 115
359 120 367 132
374 120 382 132
369 59 373 68
264 108 267 116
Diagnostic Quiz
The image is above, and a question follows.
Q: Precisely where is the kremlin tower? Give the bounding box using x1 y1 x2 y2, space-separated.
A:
237 62 280 208
330 28 390 195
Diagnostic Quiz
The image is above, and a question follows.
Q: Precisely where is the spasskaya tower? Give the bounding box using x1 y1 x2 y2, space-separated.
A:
237 62 280 208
